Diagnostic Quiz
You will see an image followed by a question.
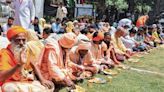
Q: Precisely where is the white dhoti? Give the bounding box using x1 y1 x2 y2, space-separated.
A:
1 81 54 92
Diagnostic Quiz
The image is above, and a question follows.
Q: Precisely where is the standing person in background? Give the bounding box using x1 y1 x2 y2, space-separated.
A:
136 15 149 28
13 0 35 29
34 0 44 19
56 2 68 21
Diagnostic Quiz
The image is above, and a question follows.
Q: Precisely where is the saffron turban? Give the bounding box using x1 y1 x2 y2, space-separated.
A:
92 32 104 41
59 33 77 48
7 26 27 41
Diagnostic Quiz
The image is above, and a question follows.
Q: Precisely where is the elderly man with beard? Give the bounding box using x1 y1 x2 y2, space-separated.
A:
0 26 54 92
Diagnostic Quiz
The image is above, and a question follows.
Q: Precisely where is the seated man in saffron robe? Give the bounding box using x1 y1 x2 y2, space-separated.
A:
38 33 77 88
67 41 98 79
0 26 54 92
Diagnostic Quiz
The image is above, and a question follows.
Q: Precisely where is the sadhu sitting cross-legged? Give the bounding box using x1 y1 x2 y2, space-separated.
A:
0 26 54 92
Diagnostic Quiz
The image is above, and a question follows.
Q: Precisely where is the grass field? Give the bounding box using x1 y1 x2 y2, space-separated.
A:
60 46 164 92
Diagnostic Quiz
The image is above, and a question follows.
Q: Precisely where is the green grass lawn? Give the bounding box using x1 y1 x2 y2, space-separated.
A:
60 46 164 92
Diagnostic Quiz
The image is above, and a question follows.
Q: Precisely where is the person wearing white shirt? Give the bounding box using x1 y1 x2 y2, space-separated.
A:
56 2 68 20
34 0 44 19
122 28 146 52
0 29 10 49
2 17 14 37
12 0 35 29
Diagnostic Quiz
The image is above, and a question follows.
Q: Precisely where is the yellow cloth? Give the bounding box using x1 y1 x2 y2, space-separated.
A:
26 30 39 42
26 40 44 64
111 35 127 54
152 31 160 42
66 21 74 33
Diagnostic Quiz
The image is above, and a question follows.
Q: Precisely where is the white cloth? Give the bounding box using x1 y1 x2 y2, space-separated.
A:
1 4 13 17
121 36 136 50
2 24 12 37
0 0 6 3
0 36 10 49
34 0 44 18
13 0 35 29
77 34 90 42
109 26 117 35
118 18 132 29
56 6 67 20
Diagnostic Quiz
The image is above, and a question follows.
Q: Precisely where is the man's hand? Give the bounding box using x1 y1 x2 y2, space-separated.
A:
20 48 27 65
31 20 34 24
41 79 54 89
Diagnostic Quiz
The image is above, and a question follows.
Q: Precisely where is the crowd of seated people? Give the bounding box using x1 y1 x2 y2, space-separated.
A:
0 15 164 92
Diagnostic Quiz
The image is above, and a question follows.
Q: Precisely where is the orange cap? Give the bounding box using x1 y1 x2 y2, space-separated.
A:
59 33 77 48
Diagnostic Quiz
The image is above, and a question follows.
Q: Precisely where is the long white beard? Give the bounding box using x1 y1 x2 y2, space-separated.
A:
10 43 27 62
10 43 34 80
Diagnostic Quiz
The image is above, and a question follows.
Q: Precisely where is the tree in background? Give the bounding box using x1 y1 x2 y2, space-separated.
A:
106 0 128 11
105 0 128 22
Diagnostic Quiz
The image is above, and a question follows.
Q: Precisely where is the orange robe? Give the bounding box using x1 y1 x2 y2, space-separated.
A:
90 42 109 64
0 45 33 85
136 15 148 28
38 41 69 82
0 46 19 86
67 46 99 76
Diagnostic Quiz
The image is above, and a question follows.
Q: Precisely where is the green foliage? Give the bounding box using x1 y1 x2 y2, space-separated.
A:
106 0 128 10
106 0 153 14
136 2 152 13
67 0 75 8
